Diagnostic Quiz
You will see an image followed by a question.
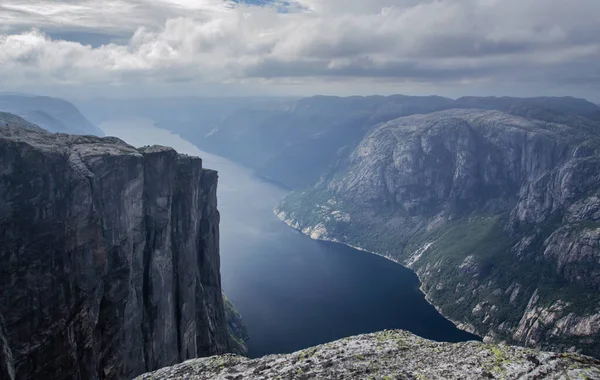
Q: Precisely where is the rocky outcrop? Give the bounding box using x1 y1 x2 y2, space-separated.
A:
0 113 229 379
135 330 600 380
514 290 600 351
542 225 600 290
276 107 600 357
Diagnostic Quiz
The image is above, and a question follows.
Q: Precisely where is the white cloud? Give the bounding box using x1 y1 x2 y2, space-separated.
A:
0 0 599 97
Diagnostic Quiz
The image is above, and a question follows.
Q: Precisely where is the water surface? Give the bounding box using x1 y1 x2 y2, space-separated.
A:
100 119 479 358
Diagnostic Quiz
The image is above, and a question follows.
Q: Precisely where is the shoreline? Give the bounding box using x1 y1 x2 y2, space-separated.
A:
273 208 482 341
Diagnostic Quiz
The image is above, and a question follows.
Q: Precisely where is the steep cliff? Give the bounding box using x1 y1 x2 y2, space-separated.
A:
135 330 600 380
276 107 600 357
0 113 229 379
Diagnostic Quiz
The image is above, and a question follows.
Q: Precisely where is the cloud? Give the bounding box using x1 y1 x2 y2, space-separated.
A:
0 0 599 97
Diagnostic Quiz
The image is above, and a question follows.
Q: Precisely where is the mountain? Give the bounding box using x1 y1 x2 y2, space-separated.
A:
175 95 600 190
202 95 456 188
0 113 233 379
275 104 600 357
135 330 600 380
0 94 103 135
180 95 600 190
77 95 459 190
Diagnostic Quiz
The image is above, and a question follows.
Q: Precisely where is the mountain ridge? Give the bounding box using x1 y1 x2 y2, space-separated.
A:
0 94 104 136
161 94 599 190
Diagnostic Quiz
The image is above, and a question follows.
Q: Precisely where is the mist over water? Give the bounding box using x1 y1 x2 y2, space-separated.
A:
100 119 479 358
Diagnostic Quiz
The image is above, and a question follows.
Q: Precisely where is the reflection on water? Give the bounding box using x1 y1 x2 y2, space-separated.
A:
100 119 480 358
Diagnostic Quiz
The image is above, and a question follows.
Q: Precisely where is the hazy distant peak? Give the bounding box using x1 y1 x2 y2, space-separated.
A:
0 94 103 136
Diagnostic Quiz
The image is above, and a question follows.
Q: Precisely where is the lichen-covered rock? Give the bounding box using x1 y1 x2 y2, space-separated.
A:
0 113 229 380
135 330 600 380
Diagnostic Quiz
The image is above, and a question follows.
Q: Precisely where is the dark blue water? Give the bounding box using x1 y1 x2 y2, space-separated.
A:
101 120 479 358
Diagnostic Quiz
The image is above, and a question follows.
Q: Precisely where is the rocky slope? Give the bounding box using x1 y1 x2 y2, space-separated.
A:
0 113 231 379
135 330 600 380
223 295 249 356
276 106 600 357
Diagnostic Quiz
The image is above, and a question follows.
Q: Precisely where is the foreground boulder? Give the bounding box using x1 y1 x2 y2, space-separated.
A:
135 330 600 380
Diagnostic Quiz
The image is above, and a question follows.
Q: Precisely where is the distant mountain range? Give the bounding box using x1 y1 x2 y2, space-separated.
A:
74 96 296 137
0 94 103 136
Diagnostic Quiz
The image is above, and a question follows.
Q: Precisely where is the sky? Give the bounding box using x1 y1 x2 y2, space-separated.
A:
1 0 599 100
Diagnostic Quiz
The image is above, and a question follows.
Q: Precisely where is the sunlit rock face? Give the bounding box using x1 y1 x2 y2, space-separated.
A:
135 330 600 380
0 113 228 380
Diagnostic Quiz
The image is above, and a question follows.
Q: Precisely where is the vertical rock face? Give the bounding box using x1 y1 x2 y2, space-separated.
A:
0 113 229 380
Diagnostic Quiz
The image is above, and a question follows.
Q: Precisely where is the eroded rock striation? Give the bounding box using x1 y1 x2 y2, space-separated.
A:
135 330 600 380
0 113 229 379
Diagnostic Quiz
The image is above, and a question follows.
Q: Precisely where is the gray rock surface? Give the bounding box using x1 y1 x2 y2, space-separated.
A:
135 330 600 380
0 113 229 380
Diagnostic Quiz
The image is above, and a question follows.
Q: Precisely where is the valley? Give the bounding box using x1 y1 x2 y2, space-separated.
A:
3 93 600 379
4 0 600 377
150 95 600 358
99 119 480 358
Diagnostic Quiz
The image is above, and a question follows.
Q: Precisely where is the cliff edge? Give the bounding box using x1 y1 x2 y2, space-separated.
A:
0 113 229 379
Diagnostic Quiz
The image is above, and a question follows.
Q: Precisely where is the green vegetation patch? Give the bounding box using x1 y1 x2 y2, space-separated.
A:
223 294 249 355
